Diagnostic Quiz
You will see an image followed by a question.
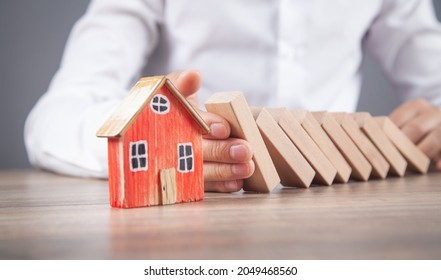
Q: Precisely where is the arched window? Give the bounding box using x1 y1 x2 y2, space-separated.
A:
150 94 170 114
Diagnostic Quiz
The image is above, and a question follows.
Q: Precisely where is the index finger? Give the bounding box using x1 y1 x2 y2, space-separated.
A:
389 98 431 128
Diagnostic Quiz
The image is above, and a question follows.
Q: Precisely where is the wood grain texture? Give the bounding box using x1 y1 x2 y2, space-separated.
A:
254 108 315 188
269 109 337 186
1 170 441 260
312 112 372 181
291 110 352 183
333 113 390 179
352 113 407 177
205 92 280 193
375 116 430 174
160 168 177 205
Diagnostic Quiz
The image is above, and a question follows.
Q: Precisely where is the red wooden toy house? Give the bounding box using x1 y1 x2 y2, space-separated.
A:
97 76 209 208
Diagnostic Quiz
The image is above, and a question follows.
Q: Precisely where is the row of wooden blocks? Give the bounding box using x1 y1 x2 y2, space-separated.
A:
205 92 430 193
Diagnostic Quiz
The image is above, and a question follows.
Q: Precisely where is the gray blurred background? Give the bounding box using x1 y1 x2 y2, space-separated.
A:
1 1 440 170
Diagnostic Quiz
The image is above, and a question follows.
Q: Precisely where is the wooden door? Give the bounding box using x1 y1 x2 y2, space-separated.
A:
160 168 177 205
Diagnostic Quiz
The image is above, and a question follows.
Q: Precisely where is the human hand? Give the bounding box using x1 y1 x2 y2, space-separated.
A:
167 70 255 192
389 98 441 171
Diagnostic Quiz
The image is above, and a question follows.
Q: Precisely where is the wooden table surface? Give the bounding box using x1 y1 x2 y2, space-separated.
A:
0 169 440 259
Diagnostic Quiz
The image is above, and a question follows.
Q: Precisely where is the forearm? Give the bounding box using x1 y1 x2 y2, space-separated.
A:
24 0 163 177
364 0 441 107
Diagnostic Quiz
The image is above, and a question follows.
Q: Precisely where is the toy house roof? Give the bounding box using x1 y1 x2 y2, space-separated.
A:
96 76 210 138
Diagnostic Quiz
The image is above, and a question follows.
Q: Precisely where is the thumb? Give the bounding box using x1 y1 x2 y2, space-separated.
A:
167 70 201 106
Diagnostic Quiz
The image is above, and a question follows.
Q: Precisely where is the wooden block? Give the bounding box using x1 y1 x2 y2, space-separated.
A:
254 108 315 188
268 108 337 186
375 116 430 174
312 112 372 181
291 110 351 183
332 113 390 179
205 92 280 192
160 168 177 205
352 112 407 176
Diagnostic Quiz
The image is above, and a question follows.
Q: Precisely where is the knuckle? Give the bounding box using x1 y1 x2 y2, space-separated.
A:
213 165 228 180
213 182 227 192
414 98 430 108
206 164 232 181
407 122 425 138
205 181 224 193
213 141 231 160
203 139 229 161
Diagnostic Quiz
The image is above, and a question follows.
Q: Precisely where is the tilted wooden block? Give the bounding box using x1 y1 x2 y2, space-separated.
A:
291 110 352 183
374 116 430 174
205 92 280 192
267 108 337 186
352 112 407 176
332 113 390 179
253 108 315 188
312 112 372 181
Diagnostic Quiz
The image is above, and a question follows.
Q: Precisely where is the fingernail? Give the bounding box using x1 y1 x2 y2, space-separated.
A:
230 144 251 161
210 123 227 138
225 181 238 192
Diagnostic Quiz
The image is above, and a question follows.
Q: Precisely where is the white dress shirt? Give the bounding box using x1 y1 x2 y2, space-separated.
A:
24 0 441 178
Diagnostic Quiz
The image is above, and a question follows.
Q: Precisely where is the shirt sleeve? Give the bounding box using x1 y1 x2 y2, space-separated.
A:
24 0 163 178
363 0 441 107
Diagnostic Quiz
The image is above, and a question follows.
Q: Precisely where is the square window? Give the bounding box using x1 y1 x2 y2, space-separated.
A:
130 141 148 172
177 143 194 173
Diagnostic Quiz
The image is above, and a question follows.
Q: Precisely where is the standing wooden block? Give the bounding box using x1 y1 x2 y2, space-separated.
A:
374 116 430 174
332 113 390 179
352 112 407 176
291 110 352 183
268 108 337 186
312 112 372 181
205 92 280 192
254 108 315 188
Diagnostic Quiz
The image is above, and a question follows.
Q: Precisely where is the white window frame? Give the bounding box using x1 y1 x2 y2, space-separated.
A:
129 140 148 172
177 142 194 173
150 94 170 115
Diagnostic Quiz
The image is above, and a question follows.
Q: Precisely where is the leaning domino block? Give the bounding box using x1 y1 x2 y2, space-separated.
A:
252 108 315 188
332 113 390 179
312 112 372 181
205 92 280 192
268 108 337 186
374 116 430 174
291 110 352 183
352 113 407 177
